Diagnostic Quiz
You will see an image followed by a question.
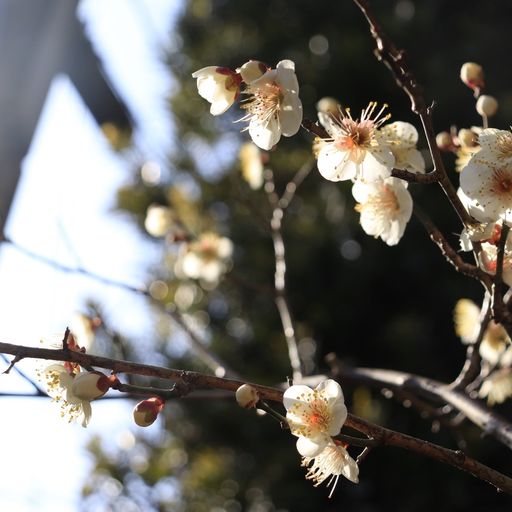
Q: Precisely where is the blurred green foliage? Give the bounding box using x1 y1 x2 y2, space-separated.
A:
82 1 512 511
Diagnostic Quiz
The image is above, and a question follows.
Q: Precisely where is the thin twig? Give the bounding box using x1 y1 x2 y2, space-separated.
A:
264 170 303 381
1 235 239 378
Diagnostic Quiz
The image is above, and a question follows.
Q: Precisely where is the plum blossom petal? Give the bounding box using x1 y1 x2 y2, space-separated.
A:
477 128 512 165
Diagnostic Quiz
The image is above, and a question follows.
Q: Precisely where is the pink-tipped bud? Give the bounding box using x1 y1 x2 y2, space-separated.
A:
72 371 111 400
476 95 498 117
235 384 260 408
460 62 484 94
237 60 268 84
133 397 165 427
435 131 454 151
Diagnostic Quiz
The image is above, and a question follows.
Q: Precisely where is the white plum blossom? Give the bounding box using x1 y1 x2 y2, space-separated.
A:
316 102 394 182
283 379 347 457
460 129 512 223
176 232 233 284
379 121 425 174
302 441 359 497
41 366 109 427
192 66 241 115
239 60 302 150
352 177 413 246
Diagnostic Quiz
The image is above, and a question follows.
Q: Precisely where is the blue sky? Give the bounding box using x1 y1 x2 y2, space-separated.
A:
0 1 179 510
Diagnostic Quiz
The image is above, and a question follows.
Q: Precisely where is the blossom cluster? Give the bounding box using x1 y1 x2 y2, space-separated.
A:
193 59 302 151
315 101 424 245
193 58 425 246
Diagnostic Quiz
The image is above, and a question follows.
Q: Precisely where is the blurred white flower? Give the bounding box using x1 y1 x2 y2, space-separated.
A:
479 369 512 405
239 60 302 150
239 142 264 189
302 441 359 497
283 379 347 457
144 204 174 238
453 297 512 365
453 298 481 344
176 232 233 284
192 66 241 115
379 121 425 174
352 177 413 246
69 313 96 351
316 102 394 182
479 320 511 366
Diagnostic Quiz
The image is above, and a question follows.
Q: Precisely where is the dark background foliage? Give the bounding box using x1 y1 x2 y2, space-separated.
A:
83 1 512 510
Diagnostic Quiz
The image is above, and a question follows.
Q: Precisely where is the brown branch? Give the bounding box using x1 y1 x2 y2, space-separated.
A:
352 0 473 227
348 414 512 494
1 341 511 493
330 363 512 450
413 206 491 287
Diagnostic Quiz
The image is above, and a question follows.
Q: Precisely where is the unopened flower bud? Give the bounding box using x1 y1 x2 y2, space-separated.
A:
133 397 165 427
458 128 478 148
72 371 111 400
476 95 498 117
316 97 341 116
460 62 484 93
235 384 260 408
237 60 268 84
435 131 454 151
